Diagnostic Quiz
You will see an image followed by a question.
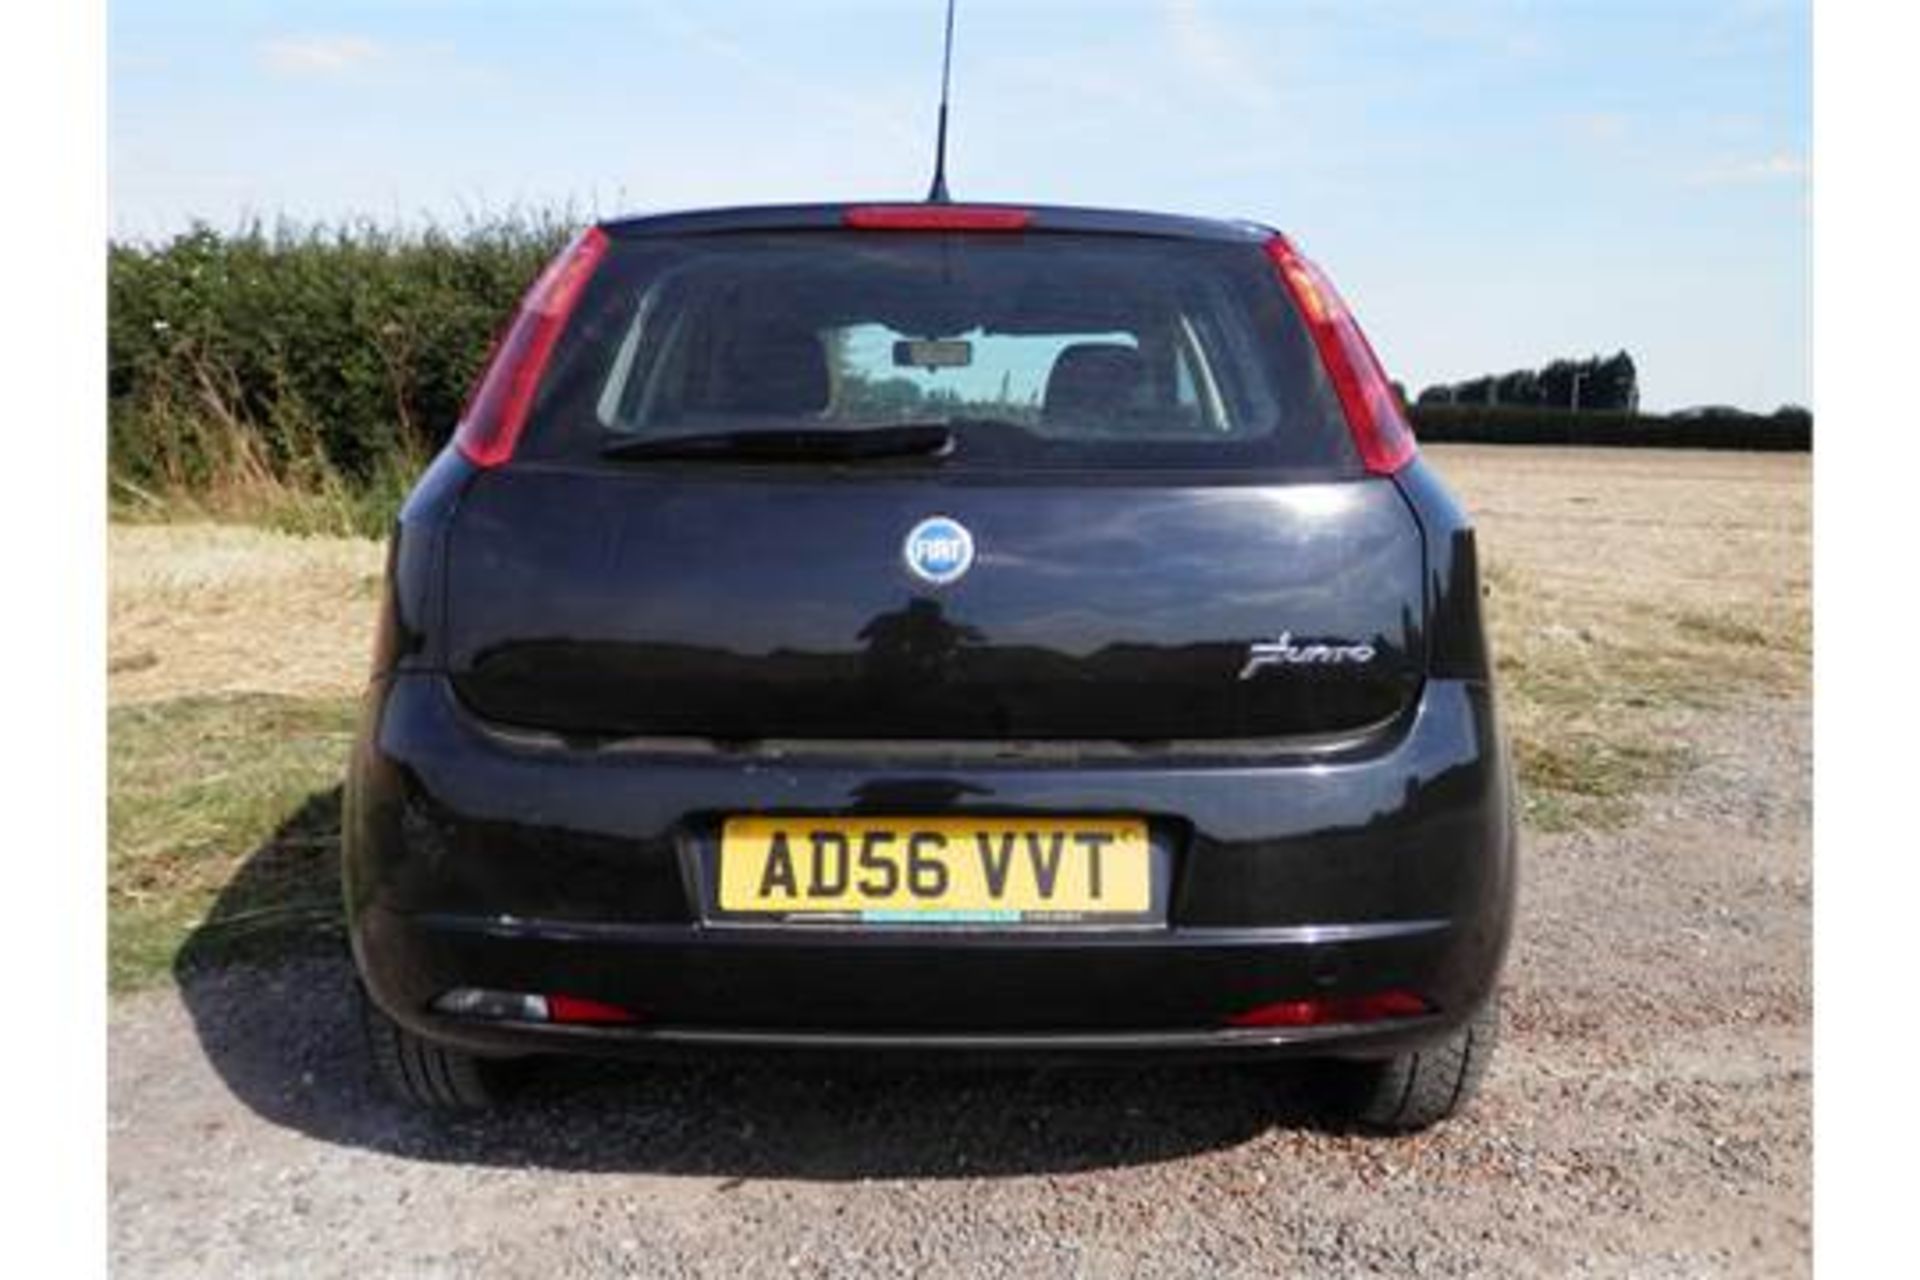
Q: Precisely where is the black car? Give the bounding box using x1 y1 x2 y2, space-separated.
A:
345 201 1515 1131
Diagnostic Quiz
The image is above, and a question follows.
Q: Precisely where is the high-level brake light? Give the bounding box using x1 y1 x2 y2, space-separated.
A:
843 205 1033 231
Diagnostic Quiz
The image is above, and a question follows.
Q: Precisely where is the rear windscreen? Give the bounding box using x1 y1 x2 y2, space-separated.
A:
521 231 1358 473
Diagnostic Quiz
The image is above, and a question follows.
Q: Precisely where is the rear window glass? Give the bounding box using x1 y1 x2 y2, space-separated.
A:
523 231 1357 473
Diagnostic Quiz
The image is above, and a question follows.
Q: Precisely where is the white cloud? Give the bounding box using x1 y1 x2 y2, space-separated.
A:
259 35 384 76
1162 0 1275 111
1688 152 1809 186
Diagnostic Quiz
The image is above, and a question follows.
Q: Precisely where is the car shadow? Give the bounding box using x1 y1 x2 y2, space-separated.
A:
171 786 1344 1179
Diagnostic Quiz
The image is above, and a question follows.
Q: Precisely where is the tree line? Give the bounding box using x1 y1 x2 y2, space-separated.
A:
1416 351 1641 413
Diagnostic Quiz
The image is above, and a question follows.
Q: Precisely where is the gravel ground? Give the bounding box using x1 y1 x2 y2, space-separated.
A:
107 692 1809 1278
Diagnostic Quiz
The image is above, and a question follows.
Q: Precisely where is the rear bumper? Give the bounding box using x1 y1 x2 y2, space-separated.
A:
345 674 1515 1060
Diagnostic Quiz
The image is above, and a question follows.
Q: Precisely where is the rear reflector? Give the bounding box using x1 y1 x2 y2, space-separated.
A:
1227 990 1431 1028
454 225 610 468
844 204 1033 231
1264 235 1418 476
544 994 642 1025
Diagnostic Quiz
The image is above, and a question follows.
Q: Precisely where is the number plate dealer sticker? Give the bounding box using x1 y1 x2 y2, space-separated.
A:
715 817 1154 925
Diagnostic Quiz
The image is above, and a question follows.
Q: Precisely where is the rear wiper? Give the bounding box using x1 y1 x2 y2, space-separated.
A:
601 423 954 462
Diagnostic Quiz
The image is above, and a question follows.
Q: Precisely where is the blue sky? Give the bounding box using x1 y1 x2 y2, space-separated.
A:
108 0 1810 411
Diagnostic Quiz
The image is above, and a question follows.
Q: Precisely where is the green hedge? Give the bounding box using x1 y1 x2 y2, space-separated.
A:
1410 404 1811 451
108 217 573 497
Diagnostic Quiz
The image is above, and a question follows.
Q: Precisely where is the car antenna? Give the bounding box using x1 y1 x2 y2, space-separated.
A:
926 0 958 202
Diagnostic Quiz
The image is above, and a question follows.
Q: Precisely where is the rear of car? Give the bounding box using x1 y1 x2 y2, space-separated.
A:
344 203 1515 1129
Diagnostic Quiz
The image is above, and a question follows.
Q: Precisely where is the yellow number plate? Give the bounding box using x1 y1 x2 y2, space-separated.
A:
717 816 1153 923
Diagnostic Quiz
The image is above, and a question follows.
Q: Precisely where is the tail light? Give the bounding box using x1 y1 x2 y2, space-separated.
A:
843 204 1033 231
1227 990 1431 1028
1265 235 1418 475
454 225 610 468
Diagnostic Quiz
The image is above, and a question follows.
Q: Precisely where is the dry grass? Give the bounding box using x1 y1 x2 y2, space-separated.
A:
108 522 384 706
106 525 387 988
1427 445 1810 828
109 694 355 990
110 354 428 539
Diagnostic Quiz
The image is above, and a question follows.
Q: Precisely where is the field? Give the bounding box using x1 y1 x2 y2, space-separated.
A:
108 445 1810 1275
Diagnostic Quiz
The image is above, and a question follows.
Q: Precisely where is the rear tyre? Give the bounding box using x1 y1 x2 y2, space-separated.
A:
1326 997 1499 1133
360 987 513 1111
